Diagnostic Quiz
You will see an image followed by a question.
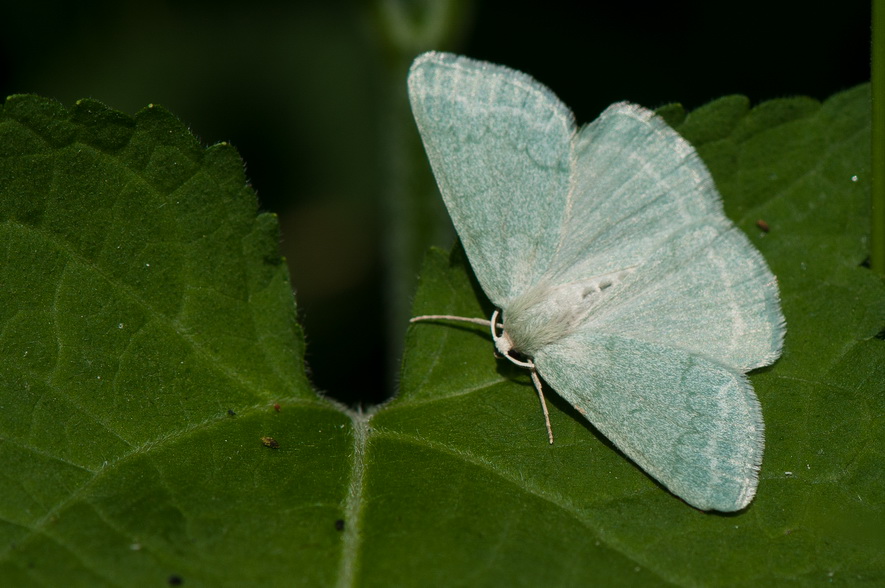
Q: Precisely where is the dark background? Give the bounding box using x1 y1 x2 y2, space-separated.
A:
0 1 870 405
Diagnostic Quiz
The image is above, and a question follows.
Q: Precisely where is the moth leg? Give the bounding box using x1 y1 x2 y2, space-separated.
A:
530 368 554 444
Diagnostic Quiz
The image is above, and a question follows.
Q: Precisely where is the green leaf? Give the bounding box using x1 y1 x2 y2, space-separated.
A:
2 84 881 586
0 95 349 585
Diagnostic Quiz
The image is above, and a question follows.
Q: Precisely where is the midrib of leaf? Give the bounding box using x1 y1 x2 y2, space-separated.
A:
337 409 371 588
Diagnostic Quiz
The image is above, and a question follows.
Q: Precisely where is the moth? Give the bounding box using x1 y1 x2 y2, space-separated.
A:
408 52 784 511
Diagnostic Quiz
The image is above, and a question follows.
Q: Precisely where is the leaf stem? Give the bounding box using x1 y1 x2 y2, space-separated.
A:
372 0 470 392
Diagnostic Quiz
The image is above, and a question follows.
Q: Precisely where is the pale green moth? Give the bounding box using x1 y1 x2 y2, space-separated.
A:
407 52 785 512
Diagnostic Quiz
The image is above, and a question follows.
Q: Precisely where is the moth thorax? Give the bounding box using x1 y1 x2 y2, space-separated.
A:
502 307 579 357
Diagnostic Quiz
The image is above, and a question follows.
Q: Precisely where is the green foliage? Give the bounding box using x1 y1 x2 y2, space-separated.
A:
0 95 346 585
1 84 880 586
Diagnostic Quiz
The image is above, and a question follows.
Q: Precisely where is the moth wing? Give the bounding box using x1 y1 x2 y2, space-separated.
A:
505 103 783 370
408 51 575 306
534 331 764 512
546 102 726 282
587 221 784 372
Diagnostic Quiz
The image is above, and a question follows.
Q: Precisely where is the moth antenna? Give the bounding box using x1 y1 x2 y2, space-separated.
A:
410 314 492 327
530 368 554 444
